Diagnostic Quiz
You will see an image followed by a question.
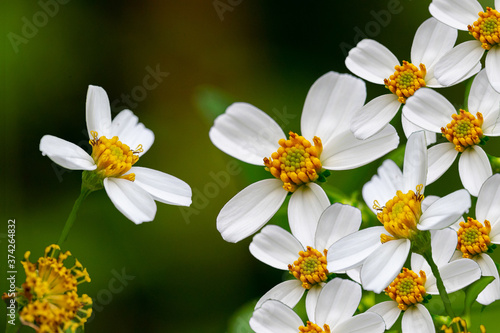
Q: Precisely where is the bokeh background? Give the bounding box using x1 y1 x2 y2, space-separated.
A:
2 0 499 332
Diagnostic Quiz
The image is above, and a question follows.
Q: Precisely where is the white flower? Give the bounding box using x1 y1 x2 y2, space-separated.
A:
345 18 479 140
403 69 499 196
40 85 192 224
210 71 399 243
327 131 471 293
250 203 362 316
430 0 500 92
249 278 385 333
368 228 481 333
449 173 500 305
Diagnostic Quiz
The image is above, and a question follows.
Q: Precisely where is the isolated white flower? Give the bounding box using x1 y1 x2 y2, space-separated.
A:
404 69 499 196
327 131 471 293
345 17 479 140
249 278 385 333
449 174 500 305
250 203 362 316
40 85 192 224
430 0 500 92
368 228 481 333
210 71 399 243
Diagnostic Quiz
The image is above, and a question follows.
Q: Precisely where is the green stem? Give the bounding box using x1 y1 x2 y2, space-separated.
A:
422 251 455 318
56 187 91 246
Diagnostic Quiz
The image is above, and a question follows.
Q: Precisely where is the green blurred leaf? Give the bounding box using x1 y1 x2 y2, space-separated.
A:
227 299 257 333
465 276 495 310
194 85 234 124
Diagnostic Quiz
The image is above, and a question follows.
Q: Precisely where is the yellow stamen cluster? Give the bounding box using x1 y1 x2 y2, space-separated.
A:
89 131 143 181
19 245 92 333
384 61 426 103
288 246 328 289
264 132 323 192
441 110 484 152
374 185 424 243
457 217 491 258
385 267 427 311
441 317 486 333
299 321 331 333
468 7 500 50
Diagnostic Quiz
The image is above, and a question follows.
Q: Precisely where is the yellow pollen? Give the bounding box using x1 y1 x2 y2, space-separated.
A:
441 110 484 152
457 217 491 258
384 60 426 103
299 321 331 333
441 317 486 333
374 185 424 243
468 7 500 50
385 267 427 311
288 246 328 289
264 131 323 192
89 131 143 181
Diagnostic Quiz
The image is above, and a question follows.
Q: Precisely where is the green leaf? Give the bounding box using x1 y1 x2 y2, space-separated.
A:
464 275 495 310
227 299 257 333
194 85 234 125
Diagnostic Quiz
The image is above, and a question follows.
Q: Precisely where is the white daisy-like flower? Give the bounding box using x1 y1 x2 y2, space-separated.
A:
403 69 499 196
249 278 386 333
449 173 500 305
209 71 399 243
40 85 192 224
250 203 362 316
368 228 481 333
345 17 479 140
430 0 500 92
327 131 471 293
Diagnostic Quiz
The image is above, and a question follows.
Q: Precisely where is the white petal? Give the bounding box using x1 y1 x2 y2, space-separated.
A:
331 312 385 333
403 88 456 133
250 300 303 333
250 225 303 270
86 85 112 138
367 301 401 329
459 146 492 196
476 253 500 305
418 189 471 230
426 143 458 185
422 196 440 212
255 280 304 310
345 39 398 84
476 174 500 233
497 0 500 10
103 177 156 224
131 167 191 206
468 69 500 135
209 102 285 165
401 113 436 145
327 227 386 272
362 160 403 215
216 179 286 243
350 94 400 140
429 0 483 31
402 131 428 194
289 183 330 247
110 110 154 156
321 125 399 170
485 45 500 93
361 239 411 293
430 228 459 267
401 304 434 333
39 135 96 170
434 40 484 87
315 278 361 327
314 203 362 251
411 18 457 71
346 267 362 284
305 284 322 323
411 253 431 278
301 72 366 145
438 259 481 293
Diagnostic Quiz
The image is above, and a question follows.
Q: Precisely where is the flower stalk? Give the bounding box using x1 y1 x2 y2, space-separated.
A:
56 186 92 246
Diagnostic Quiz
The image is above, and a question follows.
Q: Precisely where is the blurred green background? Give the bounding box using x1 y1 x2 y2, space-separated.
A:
1 0 499 332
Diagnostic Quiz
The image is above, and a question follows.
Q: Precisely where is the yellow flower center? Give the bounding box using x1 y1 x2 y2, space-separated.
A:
457 217 492 258
384 61 426 104
385 267 427 311
468 7 500 50
374 185 424 243
299 321 331 333
264 132 323 192
288 246 328 289
441 109 484 152
89 131 143 181
19 245 92 333
441 317 486 333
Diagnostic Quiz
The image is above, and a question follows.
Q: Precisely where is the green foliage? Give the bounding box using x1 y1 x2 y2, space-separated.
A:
194 86 234 125
227 300 257 333
464 276 495 311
